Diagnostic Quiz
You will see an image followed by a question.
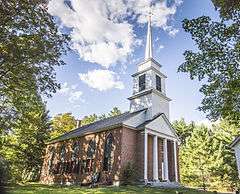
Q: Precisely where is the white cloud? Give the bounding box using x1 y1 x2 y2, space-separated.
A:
48 0 182 68
58 82 70 94
58 82 84 103
79 69 124 91
68 91 83 103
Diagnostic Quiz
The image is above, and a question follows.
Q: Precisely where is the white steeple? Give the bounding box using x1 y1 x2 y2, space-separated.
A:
128 10 171 119
145 12 153 60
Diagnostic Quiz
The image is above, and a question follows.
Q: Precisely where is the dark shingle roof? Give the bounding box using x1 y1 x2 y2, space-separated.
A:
49 109 146 144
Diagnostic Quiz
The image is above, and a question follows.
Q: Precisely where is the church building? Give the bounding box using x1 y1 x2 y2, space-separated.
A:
40 15 180 186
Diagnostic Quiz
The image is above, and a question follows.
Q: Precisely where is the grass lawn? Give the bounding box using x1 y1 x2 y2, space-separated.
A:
5 183 217 194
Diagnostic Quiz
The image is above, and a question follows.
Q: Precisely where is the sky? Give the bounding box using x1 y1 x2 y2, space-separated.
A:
46 0 220 123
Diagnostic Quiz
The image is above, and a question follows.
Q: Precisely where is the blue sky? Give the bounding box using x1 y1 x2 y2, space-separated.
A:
46 0 220 123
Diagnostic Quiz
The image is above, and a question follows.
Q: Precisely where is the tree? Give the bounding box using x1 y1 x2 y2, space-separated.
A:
108 107 121 117
0 95 50 181
81 114 98 126
50 113 76 139
180 125 217 189
211 120 239 189
178 119 239 190
0 0 69 133
172 118 195 144
179 2 240 125
212 0 240 19
81 107 122 126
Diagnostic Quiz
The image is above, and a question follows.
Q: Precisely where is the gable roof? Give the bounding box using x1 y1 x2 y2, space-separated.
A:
48 109 146 144
137 113 180 142
230 136 240 148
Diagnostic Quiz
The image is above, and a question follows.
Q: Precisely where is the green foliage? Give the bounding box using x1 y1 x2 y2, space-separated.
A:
121 162 137 185
175 119 239 190
81 114 98 126
0 96 50 182
0 0 69 133
0 155 10 185
179 5 240 126
212 0 240 20
81 107 122 126
172 118 195 144
50 113 76 139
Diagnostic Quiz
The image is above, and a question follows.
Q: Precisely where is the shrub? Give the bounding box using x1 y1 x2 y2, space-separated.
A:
0 155 10 185
121 162 137 185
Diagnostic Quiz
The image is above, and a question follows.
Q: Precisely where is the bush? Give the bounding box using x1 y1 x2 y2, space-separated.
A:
121 162 137 185
0 155 10 185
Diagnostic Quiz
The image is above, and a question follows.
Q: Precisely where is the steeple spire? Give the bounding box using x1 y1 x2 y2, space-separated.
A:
145 11 153 60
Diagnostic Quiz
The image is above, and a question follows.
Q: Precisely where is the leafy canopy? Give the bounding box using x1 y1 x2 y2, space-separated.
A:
179 6 240 125
0 0 69 132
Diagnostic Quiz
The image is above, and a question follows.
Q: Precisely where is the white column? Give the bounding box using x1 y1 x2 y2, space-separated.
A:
174 140 179 182
163 138 169 181
153 135 158 181
144 131 148 182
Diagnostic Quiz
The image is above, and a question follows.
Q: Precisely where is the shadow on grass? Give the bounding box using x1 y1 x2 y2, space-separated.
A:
6 183 215 194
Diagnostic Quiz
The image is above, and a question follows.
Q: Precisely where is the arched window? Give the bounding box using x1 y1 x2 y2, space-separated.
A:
84 139 96 173
71 141 80 174
103 133 114 171
87 139 96 159
48 147 55 173
60 144 66 162
72 141 80 161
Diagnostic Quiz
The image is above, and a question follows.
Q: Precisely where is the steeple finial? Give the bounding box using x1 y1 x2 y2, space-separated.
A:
145 9 153 60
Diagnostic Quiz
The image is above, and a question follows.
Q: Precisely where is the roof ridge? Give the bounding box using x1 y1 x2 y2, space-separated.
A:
50 112 129 141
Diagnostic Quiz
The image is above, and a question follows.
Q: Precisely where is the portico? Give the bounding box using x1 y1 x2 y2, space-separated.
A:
144 128 179 183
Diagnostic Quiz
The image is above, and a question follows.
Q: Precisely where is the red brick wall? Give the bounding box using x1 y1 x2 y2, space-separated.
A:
147 135 153 180
120 128 137 167
158 138 164 180
40 127 123 185
136 131 144 180
167 140 175 182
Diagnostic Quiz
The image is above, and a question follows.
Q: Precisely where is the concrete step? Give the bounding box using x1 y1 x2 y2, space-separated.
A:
150 181 182 189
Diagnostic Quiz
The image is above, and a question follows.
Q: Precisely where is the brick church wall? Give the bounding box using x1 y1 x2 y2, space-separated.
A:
40 127 123 185
167 140 175 182
120 128 146 181
147 135 153 180
158 137 164 180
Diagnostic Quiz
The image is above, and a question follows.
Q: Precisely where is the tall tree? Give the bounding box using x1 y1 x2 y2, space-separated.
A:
81 114 98 126
178 1 240 125
172 118 195 144
178 119 239 190
50 113 76 139
212 0 240 19
1 95 50 181
0 0 69 133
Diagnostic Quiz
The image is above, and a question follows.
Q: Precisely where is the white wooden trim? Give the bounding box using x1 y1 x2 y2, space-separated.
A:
163 138 169 181
174 141 178 182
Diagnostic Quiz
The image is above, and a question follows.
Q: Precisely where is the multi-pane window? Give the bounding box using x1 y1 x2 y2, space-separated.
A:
139 74 146 92
85 139 96 173
48 147 55 174
87 140 96 158
156 75 161 92
72 141 80 161
60 145 66 162
103 133 114 171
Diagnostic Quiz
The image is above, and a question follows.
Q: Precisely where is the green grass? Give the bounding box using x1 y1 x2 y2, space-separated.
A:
5 183 216 194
